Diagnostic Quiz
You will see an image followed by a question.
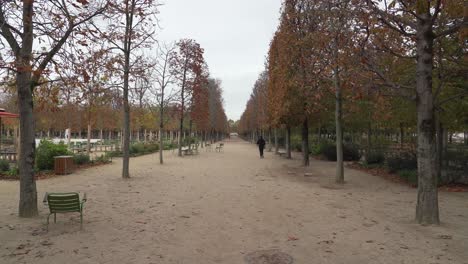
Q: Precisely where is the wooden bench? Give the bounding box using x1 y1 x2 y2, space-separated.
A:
215 143 224 152
278 150 287 157
43 192 87 230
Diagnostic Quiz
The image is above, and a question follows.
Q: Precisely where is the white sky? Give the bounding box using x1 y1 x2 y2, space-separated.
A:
158 0 283 121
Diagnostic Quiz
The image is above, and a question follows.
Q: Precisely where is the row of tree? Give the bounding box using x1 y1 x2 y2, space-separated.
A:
0 1 228 217
239 0 467 225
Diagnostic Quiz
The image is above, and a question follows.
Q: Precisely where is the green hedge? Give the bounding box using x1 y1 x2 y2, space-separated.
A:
312 140 334 155
366 151 385 165
36 140 70 171
387 152 417 173
0 159 9 172
73 154 91 165
398 170 418 186
111 142 162 157
322 143 361 161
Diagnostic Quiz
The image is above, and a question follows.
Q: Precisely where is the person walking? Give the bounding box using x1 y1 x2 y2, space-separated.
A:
256 136 266 158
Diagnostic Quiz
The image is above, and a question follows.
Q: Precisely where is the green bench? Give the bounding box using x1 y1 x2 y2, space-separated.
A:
43 192 87 230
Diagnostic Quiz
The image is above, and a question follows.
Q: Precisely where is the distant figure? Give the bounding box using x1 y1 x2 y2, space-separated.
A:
256 136 266 158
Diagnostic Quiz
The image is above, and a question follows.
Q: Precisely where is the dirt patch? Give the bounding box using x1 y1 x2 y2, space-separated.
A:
245 250 293 264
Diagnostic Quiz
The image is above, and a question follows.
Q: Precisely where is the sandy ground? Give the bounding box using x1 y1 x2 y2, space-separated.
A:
1 137 467 264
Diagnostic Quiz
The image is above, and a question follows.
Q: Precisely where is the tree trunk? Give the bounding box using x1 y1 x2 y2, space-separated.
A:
178 69 186 157
274 128 279 154
268 128 272 152
17 1 38 217
286 126 291 159
122 85 131 178
317 125 322 143
188 120 193 150
302 118 310 166
366 122 372 162
159 99 164 164
436 120 443 184
415 13 439 225
87 123 91 154
399 123 404 146
17 69 38 217
332 30 344 184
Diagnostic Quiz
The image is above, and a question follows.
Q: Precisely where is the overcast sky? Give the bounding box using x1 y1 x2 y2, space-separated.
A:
158 0 283 121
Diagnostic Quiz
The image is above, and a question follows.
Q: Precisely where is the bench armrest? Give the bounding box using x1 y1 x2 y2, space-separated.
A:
81 193 87 203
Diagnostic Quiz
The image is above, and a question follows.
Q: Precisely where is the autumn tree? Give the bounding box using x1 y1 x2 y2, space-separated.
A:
365 0 466 225
0 0 109 217
91 0 159 178
152 43 176 164
170 39 205 156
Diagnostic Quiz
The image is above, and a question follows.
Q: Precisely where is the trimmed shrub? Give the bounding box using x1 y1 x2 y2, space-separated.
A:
95 154 111 163
130 143 146 155
0 159 9 172
107 151 122 157
322 144 338 161
292 142 302 152
398 170 418 186
108 142 161 157
163 142 175 150
7 167 18 177
344 144 361 161
36 140 70 171
73 154 91 165
387 152 417 173
144 143 159 153
322 143 361 162
366 151 385 165
312 140 334 155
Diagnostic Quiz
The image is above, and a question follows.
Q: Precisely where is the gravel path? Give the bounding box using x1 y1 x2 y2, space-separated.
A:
1 138 467 264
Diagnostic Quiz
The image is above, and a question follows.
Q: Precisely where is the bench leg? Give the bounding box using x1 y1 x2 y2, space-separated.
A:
46 213 51 231
54 213 56 223
80 212 83 230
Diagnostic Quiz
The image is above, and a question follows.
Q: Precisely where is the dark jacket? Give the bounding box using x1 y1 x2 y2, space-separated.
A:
257 138 266 148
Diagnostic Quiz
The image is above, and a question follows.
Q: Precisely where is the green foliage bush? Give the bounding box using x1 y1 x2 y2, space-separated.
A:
163 142 175 150
344 144 361 161
144 143 159 153
7 167 18 177
183 137 197 146
130 143 146 155
128 142 160 156
73 154 90 165
292 142 302 152
311 140 334 155
322 143 361 161
0 159 9 172
107 150 122 157
95 154 111 163
398 170 418 186
366 151 385 165
387 152 417 173
36 140 70 171
322 144 337 161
